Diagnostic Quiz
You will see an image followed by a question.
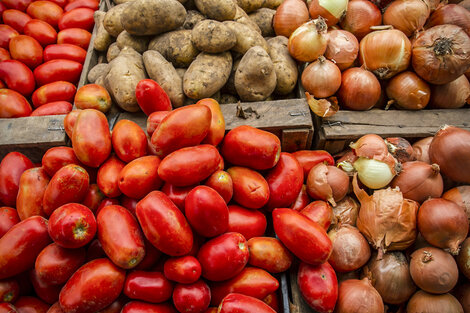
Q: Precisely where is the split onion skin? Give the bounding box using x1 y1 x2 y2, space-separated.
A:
383 0 430 37
429 75 470 109
340 0 382 40
407 290 464 313
335 278 385 313
386 71 431 110
331 196 359 227
306 163 349 206
337 68 381 111
412 137 433 164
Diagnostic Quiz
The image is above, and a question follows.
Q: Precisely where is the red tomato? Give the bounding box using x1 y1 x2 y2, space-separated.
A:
0 25 18 49
0 89 32 118
292 150 335 178
246 237 293 273
29 269 62 304
0 278 20 303
57 28 91 49
173 280 211 313
227 205 267 240
14 296 49 313
2 0 34 11
34 59 83 86
97 155 125 198
74 83 112 112
16 167 50 220
30 100 72 116
58 7 94 32
227 166 270 209
196 98 225 146
124 271 173 303
44 43 86 64
81 183 105 213
0 207 20 237
300 200 333 230
65 0 99 11
0 59 35 96
32 81 76 108
41 146 81 177
63 109 81 138
2 9 32 33
121 302 176 313
9 35 43 69
26 1 63 29
134 239 162 271
48 0 68 7
160 183 195 213
147 111 171 136
111 120 147 163
163 256 202 284
218 293 276 313
118 156 162 199
135 79 172 116
0 152 33 207
24 19 58 47
290 184 311 211
0 3 5 23
0 48 10 61
204 170 233 204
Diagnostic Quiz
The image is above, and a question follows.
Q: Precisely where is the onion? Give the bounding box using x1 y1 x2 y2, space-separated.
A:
300 200 333 230
453 283 470 313
383 0 430 37
306 163 349 206
390 161 443 203
335 278 384 313
337 68 382 111
429 125 470 183
410 247 459 294
337 270 360 284
412 24 470 85
308 0 348 26
442 185 470 220
456 237 470 279
417 198 469 254
340 0 382 40
350 133 388 159
460 0 470 11
424 0 444 11
368 0 394 10
429 75 470 109
385 137 416 163
336 150 358 175
426 4 470 37
331 196 359 227
386 71 431 110
407 290 464 313
273 0 310 38
324 29 359 71
328 225 371 272
412 137 433 164
288 17 328 62
301 56 341 98
359 28 412 79
362 251 416 304
354 175 419 256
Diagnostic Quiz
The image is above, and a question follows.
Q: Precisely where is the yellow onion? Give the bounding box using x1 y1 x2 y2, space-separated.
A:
331 196 359 227
306 163 349 206
456 238 470 279
385 137 416 163
353 158 395 189
426 4 470 37
442 185 470 220
337 68 382 111
386 71 431 110
335 278 385 313
359 28 412 79
273 0 310 37
407 291 464 313
429 75 470 109
383 0 431 37
412 137 433 164
460 0 470 11
301 56 341 98
340 0 382 40
324 29 359 71
288 17 328 62
308 0 348 26
453 284 470 313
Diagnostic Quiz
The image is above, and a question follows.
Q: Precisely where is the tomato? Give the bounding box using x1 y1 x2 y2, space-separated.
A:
24 19 57 47
134 239 162 271
44 43 87 64
34 59 83 86
196 98 225 146
14 296 49 313
0 278 19 302
86 239 106 261
97 205 145 269
124 271 173 303
98 296 128 313
97 155 125 198
65 0 99 11
0 48 10 61
35 243 86 285
135 79 172 116
9 35 43 69
64 109 81 138
147 111 171 136
164 256 202 284
290 184 311 211
58 7 94 32
29 269 61 304
0 60 35 96
2 0 33 11
0 25 18 49
173 280 211 313
218 293 276 313
300 200 333 230
121 302 176 313
111 120 147 162
26 1 63 29
48 0 67 7
227 167 270 209
160 183 195 213
3 9 31 33
42 164 90 216
204 170 233 203
45 302 63 313
81 183 105 213
57 28 91 49
59 259 126 313
0 303 17 313
32 81 76 108
0 216 51 279
16 167 49 220
74 83 112 112
263 293 279 313
227 205 267 240
292 150 335 178
0 207 20 237
41 146 81 177
118 156 162 199
0 89 32 118
247 237 293 273
30 100 73 116
0 152 33 207
221 126 281 170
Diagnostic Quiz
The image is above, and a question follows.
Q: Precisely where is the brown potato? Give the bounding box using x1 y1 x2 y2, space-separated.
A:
106 42 121 62
194 0 237 21
191 20 236 53
148 30 199 68
233 5 262 34
103 2 130 37
223 21 268 54
236 0 264 13
181 10 206 29
93 11 113 52
116 31 150 53
268 36 298 95
249 8 275 37
87 63 110 83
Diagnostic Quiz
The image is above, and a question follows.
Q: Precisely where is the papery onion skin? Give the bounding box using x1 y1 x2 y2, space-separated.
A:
442 185 470 221
407 290 464 313
306 163 349 206
340 0 382 40
386 71 431 110
363 251 416 305
331 196 359 227
335 278 385 313
390 161 443 203
383 0 430 37
429 75 470 109
273 0 310 38
324 29 359 71
359 29 412 79
300 200 333 230
426 4 470 37
456 237 470 279
337 67 382 111
429 125 470 183
301 57 341 98
385 137 416 163
308 0 348 27
412 24 470 85
410 247 459 294
350 134 388 159
288 18 328 62
460 0 470 11
417 198 469 255
412 137 433 164
328 224 371 273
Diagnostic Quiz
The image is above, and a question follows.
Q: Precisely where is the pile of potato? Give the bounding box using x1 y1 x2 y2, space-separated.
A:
87 0 298 112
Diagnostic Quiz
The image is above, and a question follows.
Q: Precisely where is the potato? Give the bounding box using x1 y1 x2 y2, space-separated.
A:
194 0 236 21
262 0 283 9
88 63 111 83
116 31 150 53
143 50 185 108
113 0 135 3
222 57 241 95
176 68 187 79
104 47 147 112
191 20 236 53
183 51 232 99
223 21 268 54
249 8 275 37
106 43 121 62
94 75 106 88
267 36 298 95
233 5 261 34
181 10 205 29
148 30 199 68
235 46 276 101
103 3 130 37
220 93 239 104
236 0 264 14
122 0 187 36
93 11 113 52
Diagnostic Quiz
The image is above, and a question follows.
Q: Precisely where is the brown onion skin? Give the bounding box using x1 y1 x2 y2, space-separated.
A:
429 75 470 109
301 57 341 98
325 30 359 71
288 18 328 62
390 161 443 203
363 251 416 305
385 137 416 163
453 283 470 313
273 0 310 38
460 0 470 11
429 126 470 184
337 68 381 111
306 163 349 206
328 225 371 273
386 71 431 110
412 137 433 164
340 0 382 40
331 196 359 227
456 237 470 279
335 278 384 313
426 4 470 37
412 24 470 85
383 0 430 37
407 290 464 313
442 185 470 221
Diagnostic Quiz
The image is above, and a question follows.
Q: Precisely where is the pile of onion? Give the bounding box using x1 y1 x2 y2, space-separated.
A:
324 29 359 71
301 56 341 99
456 238 470 279
306 163 349 206
331 196 359 227
340 0 382 40
335 278 384 313
407 291 464 313
429 75 470 109
412 137 433 164
442 185 470 220
273 0 309 37
426 4 470 36
383 0 430 37
288 17 327 62
386 71 431 110
308 0 348 27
